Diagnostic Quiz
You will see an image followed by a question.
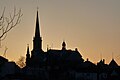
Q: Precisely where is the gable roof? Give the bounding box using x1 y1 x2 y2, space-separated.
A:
109 59 118 69
47 49 84 62
80 60 97 72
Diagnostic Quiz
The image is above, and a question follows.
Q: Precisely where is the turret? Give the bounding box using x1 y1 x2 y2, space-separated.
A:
26 44 30 66
62 41 66 50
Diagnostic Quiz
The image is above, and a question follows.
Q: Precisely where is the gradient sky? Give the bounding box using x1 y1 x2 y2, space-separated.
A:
0 0 120 64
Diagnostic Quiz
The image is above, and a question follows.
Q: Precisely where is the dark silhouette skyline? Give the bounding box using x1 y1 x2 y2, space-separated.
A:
17 10 120 80
0 6 120 79
1 1 120 64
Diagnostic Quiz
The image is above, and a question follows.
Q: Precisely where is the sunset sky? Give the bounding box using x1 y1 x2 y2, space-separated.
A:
0 0 120 64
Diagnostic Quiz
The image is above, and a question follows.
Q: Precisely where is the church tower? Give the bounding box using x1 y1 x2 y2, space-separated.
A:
30 9 45 66
33 10 42 52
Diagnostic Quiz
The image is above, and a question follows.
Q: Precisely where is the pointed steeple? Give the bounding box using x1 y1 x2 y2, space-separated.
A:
26 44 30 66
109 59 118 69
35 10 40 37
33 9 42 51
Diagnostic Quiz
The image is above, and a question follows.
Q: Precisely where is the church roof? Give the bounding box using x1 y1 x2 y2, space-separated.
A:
80 59 97 72
0 56 8 64
0 56 8 69
109 59 118 69
47 49 83 62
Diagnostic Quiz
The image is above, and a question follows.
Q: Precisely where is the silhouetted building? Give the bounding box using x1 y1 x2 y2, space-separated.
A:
23 10 120 80
26 10 45 68
24 10 85 80
0 56 20 80
24 10 48 80
1 10 120 80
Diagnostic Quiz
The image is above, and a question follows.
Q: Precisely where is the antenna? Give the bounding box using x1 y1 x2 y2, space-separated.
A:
100 52 102 60
36 0 39 6
3 46 8 58
47 45 49 51
51 43 53 49
36 0 39 11
37 6 39 11
112 52 114 59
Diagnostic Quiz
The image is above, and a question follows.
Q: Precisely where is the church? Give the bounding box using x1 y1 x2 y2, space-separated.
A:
22 10 120 80
24 10 84 80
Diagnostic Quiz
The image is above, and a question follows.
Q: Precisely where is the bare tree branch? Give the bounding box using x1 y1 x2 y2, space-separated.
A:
0 7 5 29
0 7 23 41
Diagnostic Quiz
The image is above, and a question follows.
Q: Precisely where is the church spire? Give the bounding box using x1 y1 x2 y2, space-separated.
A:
35 10 40 37
33 9 42 51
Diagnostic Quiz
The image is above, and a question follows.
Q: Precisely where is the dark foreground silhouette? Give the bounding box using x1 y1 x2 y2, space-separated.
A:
0 10 120 80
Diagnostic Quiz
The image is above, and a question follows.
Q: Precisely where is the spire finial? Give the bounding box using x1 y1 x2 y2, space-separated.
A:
27 44 29 51
47 45 49 51
112 52 114 60
62 40 66 50
37 6 39 13
37 7 39 11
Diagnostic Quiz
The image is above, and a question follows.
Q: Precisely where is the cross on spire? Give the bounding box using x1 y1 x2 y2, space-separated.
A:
37 7 39 11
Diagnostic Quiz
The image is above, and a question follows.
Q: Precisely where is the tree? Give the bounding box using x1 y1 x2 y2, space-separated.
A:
0 7 22 45
16 56 25 68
